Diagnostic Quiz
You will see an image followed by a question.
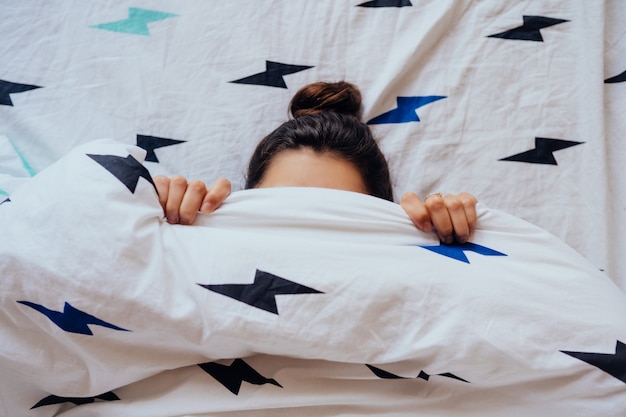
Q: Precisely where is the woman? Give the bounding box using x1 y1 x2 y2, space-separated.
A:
155 82 478 244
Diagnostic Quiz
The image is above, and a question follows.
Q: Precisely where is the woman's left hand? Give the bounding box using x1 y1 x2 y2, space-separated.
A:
400 192 478 244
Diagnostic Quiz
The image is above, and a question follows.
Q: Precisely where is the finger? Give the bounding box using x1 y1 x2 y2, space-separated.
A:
424 194 454 244
178 180 208 225
153 176 170 212
400 192 432 232
458 192 478 236
444 194 470 244
164 176 188 224
201 178 232 213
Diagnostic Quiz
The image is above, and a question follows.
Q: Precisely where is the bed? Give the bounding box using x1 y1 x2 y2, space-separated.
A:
1 1 625 416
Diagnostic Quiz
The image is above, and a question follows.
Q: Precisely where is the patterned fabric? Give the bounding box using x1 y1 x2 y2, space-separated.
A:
1 1 626 415
1 139 625 416
0 1 624 286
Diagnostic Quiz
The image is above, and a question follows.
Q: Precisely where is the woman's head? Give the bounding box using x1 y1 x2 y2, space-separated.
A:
245 81 393 201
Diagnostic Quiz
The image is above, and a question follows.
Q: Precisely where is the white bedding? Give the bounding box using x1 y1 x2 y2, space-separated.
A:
1 1 624 287
1 139 625 416
2 1 626 415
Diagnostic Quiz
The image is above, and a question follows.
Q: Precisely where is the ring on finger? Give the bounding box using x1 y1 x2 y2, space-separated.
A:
424 192 443 201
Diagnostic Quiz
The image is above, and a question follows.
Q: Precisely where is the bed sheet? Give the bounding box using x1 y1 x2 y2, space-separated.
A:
1 1 624 285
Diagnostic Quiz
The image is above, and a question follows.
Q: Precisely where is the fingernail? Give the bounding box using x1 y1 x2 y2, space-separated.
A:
201 202 213 213
167 216 178 224
423 221 432 232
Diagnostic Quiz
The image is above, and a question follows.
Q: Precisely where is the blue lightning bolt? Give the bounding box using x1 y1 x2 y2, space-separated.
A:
17 301 129 335
367 96 446 124
90 8 178 36
419 242 507 263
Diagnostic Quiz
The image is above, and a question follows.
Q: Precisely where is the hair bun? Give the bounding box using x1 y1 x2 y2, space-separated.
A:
289 81 363 119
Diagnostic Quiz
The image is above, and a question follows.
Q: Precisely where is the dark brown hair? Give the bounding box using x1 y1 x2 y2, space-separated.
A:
289 81 363 119
245 81 393 201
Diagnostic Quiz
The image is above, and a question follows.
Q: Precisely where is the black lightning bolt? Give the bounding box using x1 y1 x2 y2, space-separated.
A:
31 392 120 409
230 61 314 89
499 137 584 165
198 269 323 314
198 359 282 395
488 16 569 42
0 197 10 205
136 135 186 163
561 340 626 384
437 372 470 382
87 153 156 193
0 79 42 106
366 364 469 383
605 70 626 84
366 364 409 379
357 0 412 7
17 301 129 335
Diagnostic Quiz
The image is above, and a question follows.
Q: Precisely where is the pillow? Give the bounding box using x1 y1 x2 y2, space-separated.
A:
1 139 625 416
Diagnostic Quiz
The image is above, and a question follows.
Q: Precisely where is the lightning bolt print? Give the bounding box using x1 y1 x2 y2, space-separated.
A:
488 16 569 42
31 392 120 409
90 8 178 36
198 359 283 395
136 135 186 163
357 0 412 7
499 137 584 165
198 269 323 314
230 61 314 89
17 301 129 335
366 364 469 383
87 153 156 193
0 79 42 106
419 242 507 264
605 70 626 84
561 340 626 384
367 96 446 124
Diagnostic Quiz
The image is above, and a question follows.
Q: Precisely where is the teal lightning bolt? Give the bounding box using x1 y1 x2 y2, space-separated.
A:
91 8 178 36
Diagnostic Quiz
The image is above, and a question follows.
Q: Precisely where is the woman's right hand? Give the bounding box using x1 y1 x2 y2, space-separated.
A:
153 176 232 225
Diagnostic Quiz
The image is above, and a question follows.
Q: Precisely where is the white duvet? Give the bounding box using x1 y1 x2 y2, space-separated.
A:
1 140 625 416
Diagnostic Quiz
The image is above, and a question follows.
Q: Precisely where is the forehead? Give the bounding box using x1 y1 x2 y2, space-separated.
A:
256 148 368 195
